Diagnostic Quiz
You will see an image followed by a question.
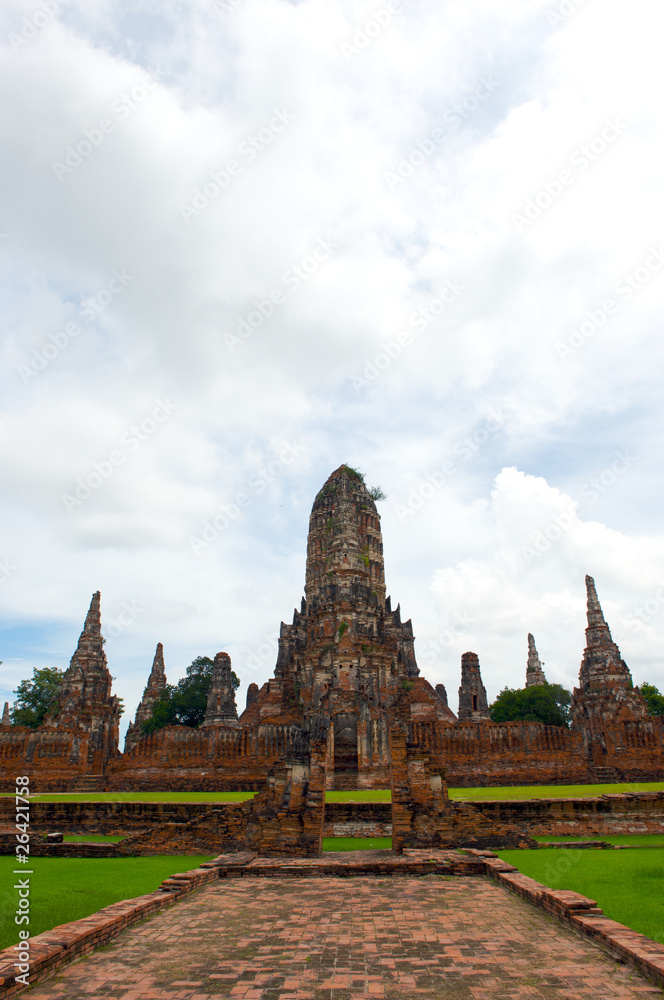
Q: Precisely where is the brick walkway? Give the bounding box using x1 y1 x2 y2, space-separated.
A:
26 875 662 1000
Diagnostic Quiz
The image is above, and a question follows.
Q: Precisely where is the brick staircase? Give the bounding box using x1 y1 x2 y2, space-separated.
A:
589 766 620 783
68 775 107 792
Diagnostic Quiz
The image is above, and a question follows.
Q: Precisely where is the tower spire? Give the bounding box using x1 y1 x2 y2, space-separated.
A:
458 652 490 720
124 643 168 751
571 575 648 736
585 575 614 648
203 652 238 726
44 591 121 766
304 465 386 608
525 633 547 687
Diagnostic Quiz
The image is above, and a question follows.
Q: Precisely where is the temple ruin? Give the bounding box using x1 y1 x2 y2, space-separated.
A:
0 466 662 795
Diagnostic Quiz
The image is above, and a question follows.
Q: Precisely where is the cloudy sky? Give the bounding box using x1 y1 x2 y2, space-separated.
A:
1 0 663 740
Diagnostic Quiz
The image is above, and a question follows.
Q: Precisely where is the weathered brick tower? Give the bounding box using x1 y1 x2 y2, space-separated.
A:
525 633 547 687
457 652 490 721
571 576 649 773
44 591 122 775
202 652 239 726
245 465 454 788
124 642 167 751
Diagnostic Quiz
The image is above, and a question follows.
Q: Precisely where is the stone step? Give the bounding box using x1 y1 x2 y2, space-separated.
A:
68 776 107 792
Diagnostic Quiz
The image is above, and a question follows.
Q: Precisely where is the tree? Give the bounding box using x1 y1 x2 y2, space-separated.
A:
141 656 240 734
640 682 664 717
11 667 64 728
490 683 571 728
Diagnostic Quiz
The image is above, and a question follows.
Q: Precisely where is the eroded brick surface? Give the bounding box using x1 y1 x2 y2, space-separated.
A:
24 876 662 999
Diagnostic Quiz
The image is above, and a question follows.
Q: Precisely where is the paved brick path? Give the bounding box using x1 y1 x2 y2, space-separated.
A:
27 876 661 1000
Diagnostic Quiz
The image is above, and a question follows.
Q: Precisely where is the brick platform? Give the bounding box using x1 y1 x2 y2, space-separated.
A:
11 854 664 999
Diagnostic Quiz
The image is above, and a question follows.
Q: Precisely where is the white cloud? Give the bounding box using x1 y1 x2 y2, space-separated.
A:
0 0 663 736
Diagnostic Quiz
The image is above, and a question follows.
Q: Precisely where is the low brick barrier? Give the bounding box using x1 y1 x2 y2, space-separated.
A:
1 791 661 841
467 849 664 990
0 834 133 858
206 849 486 878
0 866 219 997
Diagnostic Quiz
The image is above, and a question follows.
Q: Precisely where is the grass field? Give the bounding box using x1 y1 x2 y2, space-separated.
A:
0 856 215 951
3 781 660 804
449 782 664 801
0 791 258 803
61 834 125 843
536 834 664 847
322 837 392 851
324 790 390 803
497 845 664 944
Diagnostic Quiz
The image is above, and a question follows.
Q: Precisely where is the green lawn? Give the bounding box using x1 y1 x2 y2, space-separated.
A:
325 790 391 803
0 856 215 951
1 791 257 803
4 782 661 804
536 834 664 847
497 846 664 944
449 781 664 801
61 834 125 843
322 837 392 851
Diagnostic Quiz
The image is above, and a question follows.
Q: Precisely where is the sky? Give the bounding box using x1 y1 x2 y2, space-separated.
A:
1 0 663 742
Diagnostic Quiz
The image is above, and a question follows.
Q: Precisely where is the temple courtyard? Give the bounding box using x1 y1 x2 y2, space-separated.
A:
22 867 662 1000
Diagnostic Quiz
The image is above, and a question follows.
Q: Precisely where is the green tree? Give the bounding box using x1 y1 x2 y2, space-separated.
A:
490 683 571 728
11 667 64 728
141 656 240 734
640 681 664 716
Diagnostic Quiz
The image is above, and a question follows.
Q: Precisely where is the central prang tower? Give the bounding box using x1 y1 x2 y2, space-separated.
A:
246 465 455 788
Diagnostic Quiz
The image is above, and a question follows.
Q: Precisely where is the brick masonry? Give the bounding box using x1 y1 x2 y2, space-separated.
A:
0 791 662 850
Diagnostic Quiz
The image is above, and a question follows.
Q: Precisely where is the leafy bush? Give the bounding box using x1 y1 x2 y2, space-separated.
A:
11 667 64 728
141 656 239 734
640 681 664 716
490 683 571 728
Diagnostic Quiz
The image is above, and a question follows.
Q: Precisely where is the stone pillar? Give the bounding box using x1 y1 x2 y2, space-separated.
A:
203 652 239 726
435 684 449 707
525 634 547 687
457 652 490 721
246 683 259 709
